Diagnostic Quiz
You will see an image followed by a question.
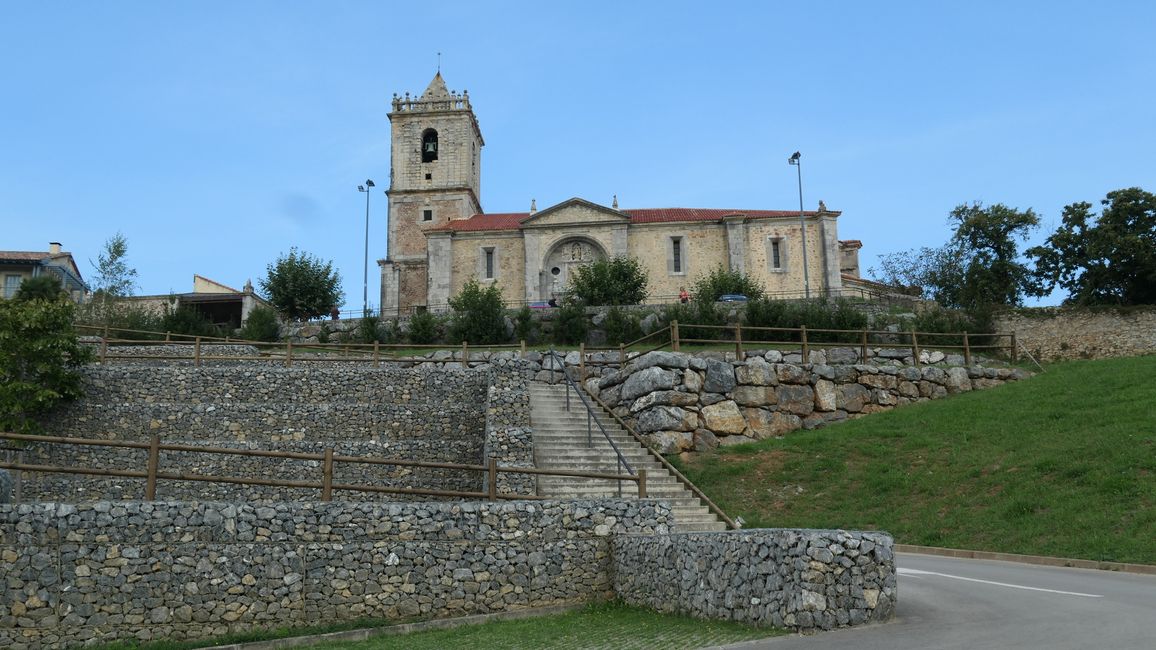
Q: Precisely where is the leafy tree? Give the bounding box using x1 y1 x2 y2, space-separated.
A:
690 266 765 303
160 306 222 338
567 256 649 306
603 306 643 345
0 297 93 434
90 232 138 299
259 248 344 321
406 310 441 344
513 305 536 343
871 202 1038 311
447 279 508 344
354 315 388 344
553 300 588 345
16 275 64 301
1028 187 1156 305
239 306 282 342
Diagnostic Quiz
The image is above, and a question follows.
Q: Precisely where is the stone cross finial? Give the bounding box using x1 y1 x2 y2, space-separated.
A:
612 194 618 209
530 199 537 214
818 200 827 212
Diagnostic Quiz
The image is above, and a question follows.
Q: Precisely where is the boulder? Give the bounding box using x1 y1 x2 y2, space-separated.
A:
837 384 871 413
735 357 777 386
744 408 802 438
732 385 777 407
630 390 698 413
620 366 676 401
636 406 697 432
718 434 757 447
827 347 858 364
898 381 920 398
764 349 784 363
703 358 737 393
700 400 747 434
777 385 815 416
645 430 693 454
625 350 689 374
813 379 837 412
944 367 972 393
693 429 719 452
858 373 898 390
683 368 703 393
776 364 811 385
700 393 726 406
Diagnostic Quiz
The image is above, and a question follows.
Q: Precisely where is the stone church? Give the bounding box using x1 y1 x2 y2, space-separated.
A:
379 72 861 316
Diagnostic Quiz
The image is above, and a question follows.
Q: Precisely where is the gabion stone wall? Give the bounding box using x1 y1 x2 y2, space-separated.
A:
0 499 673 649
613 529 896 631
485 359 536 495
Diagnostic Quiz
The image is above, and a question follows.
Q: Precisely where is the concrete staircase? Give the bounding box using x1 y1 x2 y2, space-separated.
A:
528 381 729 532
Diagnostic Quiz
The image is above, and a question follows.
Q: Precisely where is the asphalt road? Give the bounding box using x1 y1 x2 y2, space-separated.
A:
718 552 1156 650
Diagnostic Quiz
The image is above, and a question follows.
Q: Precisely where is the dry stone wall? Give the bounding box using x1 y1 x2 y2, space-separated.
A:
996 306 1156 361
0 499 672 649
588 351 1029 453
614 529 895 631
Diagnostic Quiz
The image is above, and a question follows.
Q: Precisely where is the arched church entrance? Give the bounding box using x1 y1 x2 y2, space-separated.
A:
540 237 607 301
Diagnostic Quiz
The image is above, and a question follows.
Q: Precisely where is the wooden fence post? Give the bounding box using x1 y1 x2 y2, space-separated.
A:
962 331 972 367
194 337 202 367
734 323 743 358
520 339 527 358
619 343 625 365
800 325 809 364
285 341 293 367
99 336 108 364
671 320 681 352
911 330 921 367
462 340 469 367
487 458 498 501
860 328 868 363
579 342 586 382
1010 331 1018 362
373 341 380 366
637 468 648 499
321 447 334 501
145 435 160 501
165 331 171 342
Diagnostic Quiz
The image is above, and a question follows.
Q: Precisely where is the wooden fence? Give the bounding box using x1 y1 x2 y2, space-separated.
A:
0 433 647 503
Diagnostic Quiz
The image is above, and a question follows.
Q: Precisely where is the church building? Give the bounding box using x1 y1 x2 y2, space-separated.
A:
379 73 859 316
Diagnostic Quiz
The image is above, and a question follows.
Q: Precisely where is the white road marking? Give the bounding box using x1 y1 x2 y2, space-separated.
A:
898 567 1104 598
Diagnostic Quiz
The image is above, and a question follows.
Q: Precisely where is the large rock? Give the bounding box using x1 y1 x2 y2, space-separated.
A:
636 406 698 432
640 312 662 334
645 430 693 454
693 429 719 452
620 366 677 401
683 368 703 393
944 367 973 393
732 385 778 407
630 390 699 413
777 385 815 416
776 364 811 385
813 379 837 412
858 373 898 390
703 359 737 393
827 347 858 364
700 400 746 434
745 409 802 439
837 384 871 413
735 357 777 386
625 350 690 373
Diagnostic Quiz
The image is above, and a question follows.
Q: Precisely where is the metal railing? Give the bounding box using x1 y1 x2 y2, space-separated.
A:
544 349 638 498
0 432 647 502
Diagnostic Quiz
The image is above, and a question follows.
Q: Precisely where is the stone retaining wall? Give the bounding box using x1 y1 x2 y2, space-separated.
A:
995 306 1156 362
613 529 896 631
0 499 672 649
589 351 1029 452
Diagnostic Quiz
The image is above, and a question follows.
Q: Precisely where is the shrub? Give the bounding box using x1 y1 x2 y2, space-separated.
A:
407 310 441 345
553 301 588 345
690 266 765 303
447 279 508 344
662 300 728 341
513 305 536 343
901 307 995 348
603 306 643 345
15 275 64 301
161 306 222 339
568 256 649 306
239 306 281 342
355 315 389 344
316 323 330 344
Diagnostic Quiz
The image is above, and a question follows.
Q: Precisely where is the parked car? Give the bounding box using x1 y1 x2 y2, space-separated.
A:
717 294 748 302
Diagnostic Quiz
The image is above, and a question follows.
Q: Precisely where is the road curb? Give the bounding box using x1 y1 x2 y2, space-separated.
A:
895 544 1156 575
195 604 584 650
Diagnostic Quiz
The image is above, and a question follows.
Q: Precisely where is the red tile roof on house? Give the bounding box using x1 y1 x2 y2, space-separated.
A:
430 207 831 233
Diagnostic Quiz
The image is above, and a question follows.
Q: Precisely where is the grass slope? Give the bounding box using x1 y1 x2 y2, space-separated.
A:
673 356 1156 564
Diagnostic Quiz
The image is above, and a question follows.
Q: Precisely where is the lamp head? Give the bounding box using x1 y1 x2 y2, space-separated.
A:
366 179 375 188
788 151 801 165
358 185 365 192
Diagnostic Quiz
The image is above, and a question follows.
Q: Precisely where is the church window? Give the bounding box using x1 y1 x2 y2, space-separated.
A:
421 129 439 163
484 248 495 280
422 209 433 222
668 236 686 275
767 237 787 272
425 173 432 180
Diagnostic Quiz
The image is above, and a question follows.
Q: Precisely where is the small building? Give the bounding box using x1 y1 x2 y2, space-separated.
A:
128 275 271 330
0 242 88 302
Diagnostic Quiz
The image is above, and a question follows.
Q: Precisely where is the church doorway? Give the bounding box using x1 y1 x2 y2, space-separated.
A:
540 237 606 302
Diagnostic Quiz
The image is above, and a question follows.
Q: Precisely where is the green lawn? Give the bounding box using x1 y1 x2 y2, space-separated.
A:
672 355 1156 564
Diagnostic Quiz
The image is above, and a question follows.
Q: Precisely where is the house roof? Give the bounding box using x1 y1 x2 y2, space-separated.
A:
0 249 84 281
430 206 836 233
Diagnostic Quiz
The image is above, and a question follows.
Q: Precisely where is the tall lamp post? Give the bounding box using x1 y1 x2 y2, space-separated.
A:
787 152 810 299
357 179 375 317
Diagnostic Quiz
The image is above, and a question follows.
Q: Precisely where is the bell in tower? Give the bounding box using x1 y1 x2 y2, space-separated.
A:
422 129 438 162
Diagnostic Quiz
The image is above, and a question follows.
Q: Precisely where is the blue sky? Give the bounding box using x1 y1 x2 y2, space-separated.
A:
3 1 1153 308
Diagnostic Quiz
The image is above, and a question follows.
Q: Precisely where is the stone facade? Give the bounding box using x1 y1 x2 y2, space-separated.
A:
379 73 857 314
995 306 1156 362
0 499 672 649
614 529 896 631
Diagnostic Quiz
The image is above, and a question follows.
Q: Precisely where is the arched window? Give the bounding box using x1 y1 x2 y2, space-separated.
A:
421 129 439 162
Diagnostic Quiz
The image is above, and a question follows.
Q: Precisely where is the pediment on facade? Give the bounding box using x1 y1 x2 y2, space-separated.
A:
520 198 629 228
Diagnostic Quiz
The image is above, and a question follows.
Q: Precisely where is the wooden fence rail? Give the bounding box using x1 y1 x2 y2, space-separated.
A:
0 433 646 502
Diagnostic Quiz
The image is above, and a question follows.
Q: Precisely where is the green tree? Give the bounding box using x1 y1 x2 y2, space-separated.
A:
259 248 344 321
553 300 589 345
15 275 64 301
567 256 649 306
871 202 1038 311
238 306 281 342
1028 187 1156 305
447 279 508 344
90 232 138 299
690 266 765 303
160 306 222 338
0 297 93 434
406 311 441 345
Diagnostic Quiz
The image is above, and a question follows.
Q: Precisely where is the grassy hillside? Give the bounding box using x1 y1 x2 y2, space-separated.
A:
673 356 1156 564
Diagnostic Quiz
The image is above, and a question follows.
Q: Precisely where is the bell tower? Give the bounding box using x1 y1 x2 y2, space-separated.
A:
380 72 484 315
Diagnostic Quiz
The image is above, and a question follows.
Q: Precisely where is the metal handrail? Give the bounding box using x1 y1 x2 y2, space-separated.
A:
545 349 635 497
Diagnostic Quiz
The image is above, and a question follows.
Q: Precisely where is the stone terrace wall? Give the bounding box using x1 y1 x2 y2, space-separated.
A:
590 351 1029 453
996 306 1156 362
26 364 503 501
0 499 672 649
485 364 536 495
613 529 895 631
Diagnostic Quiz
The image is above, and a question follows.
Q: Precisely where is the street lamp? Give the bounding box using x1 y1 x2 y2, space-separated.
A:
787 152 810 299
357 179 375 318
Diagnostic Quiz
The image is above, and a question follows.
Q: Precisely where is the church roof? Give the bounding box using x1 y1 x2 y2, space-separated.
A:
420 72 450 100
430 207 832 233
